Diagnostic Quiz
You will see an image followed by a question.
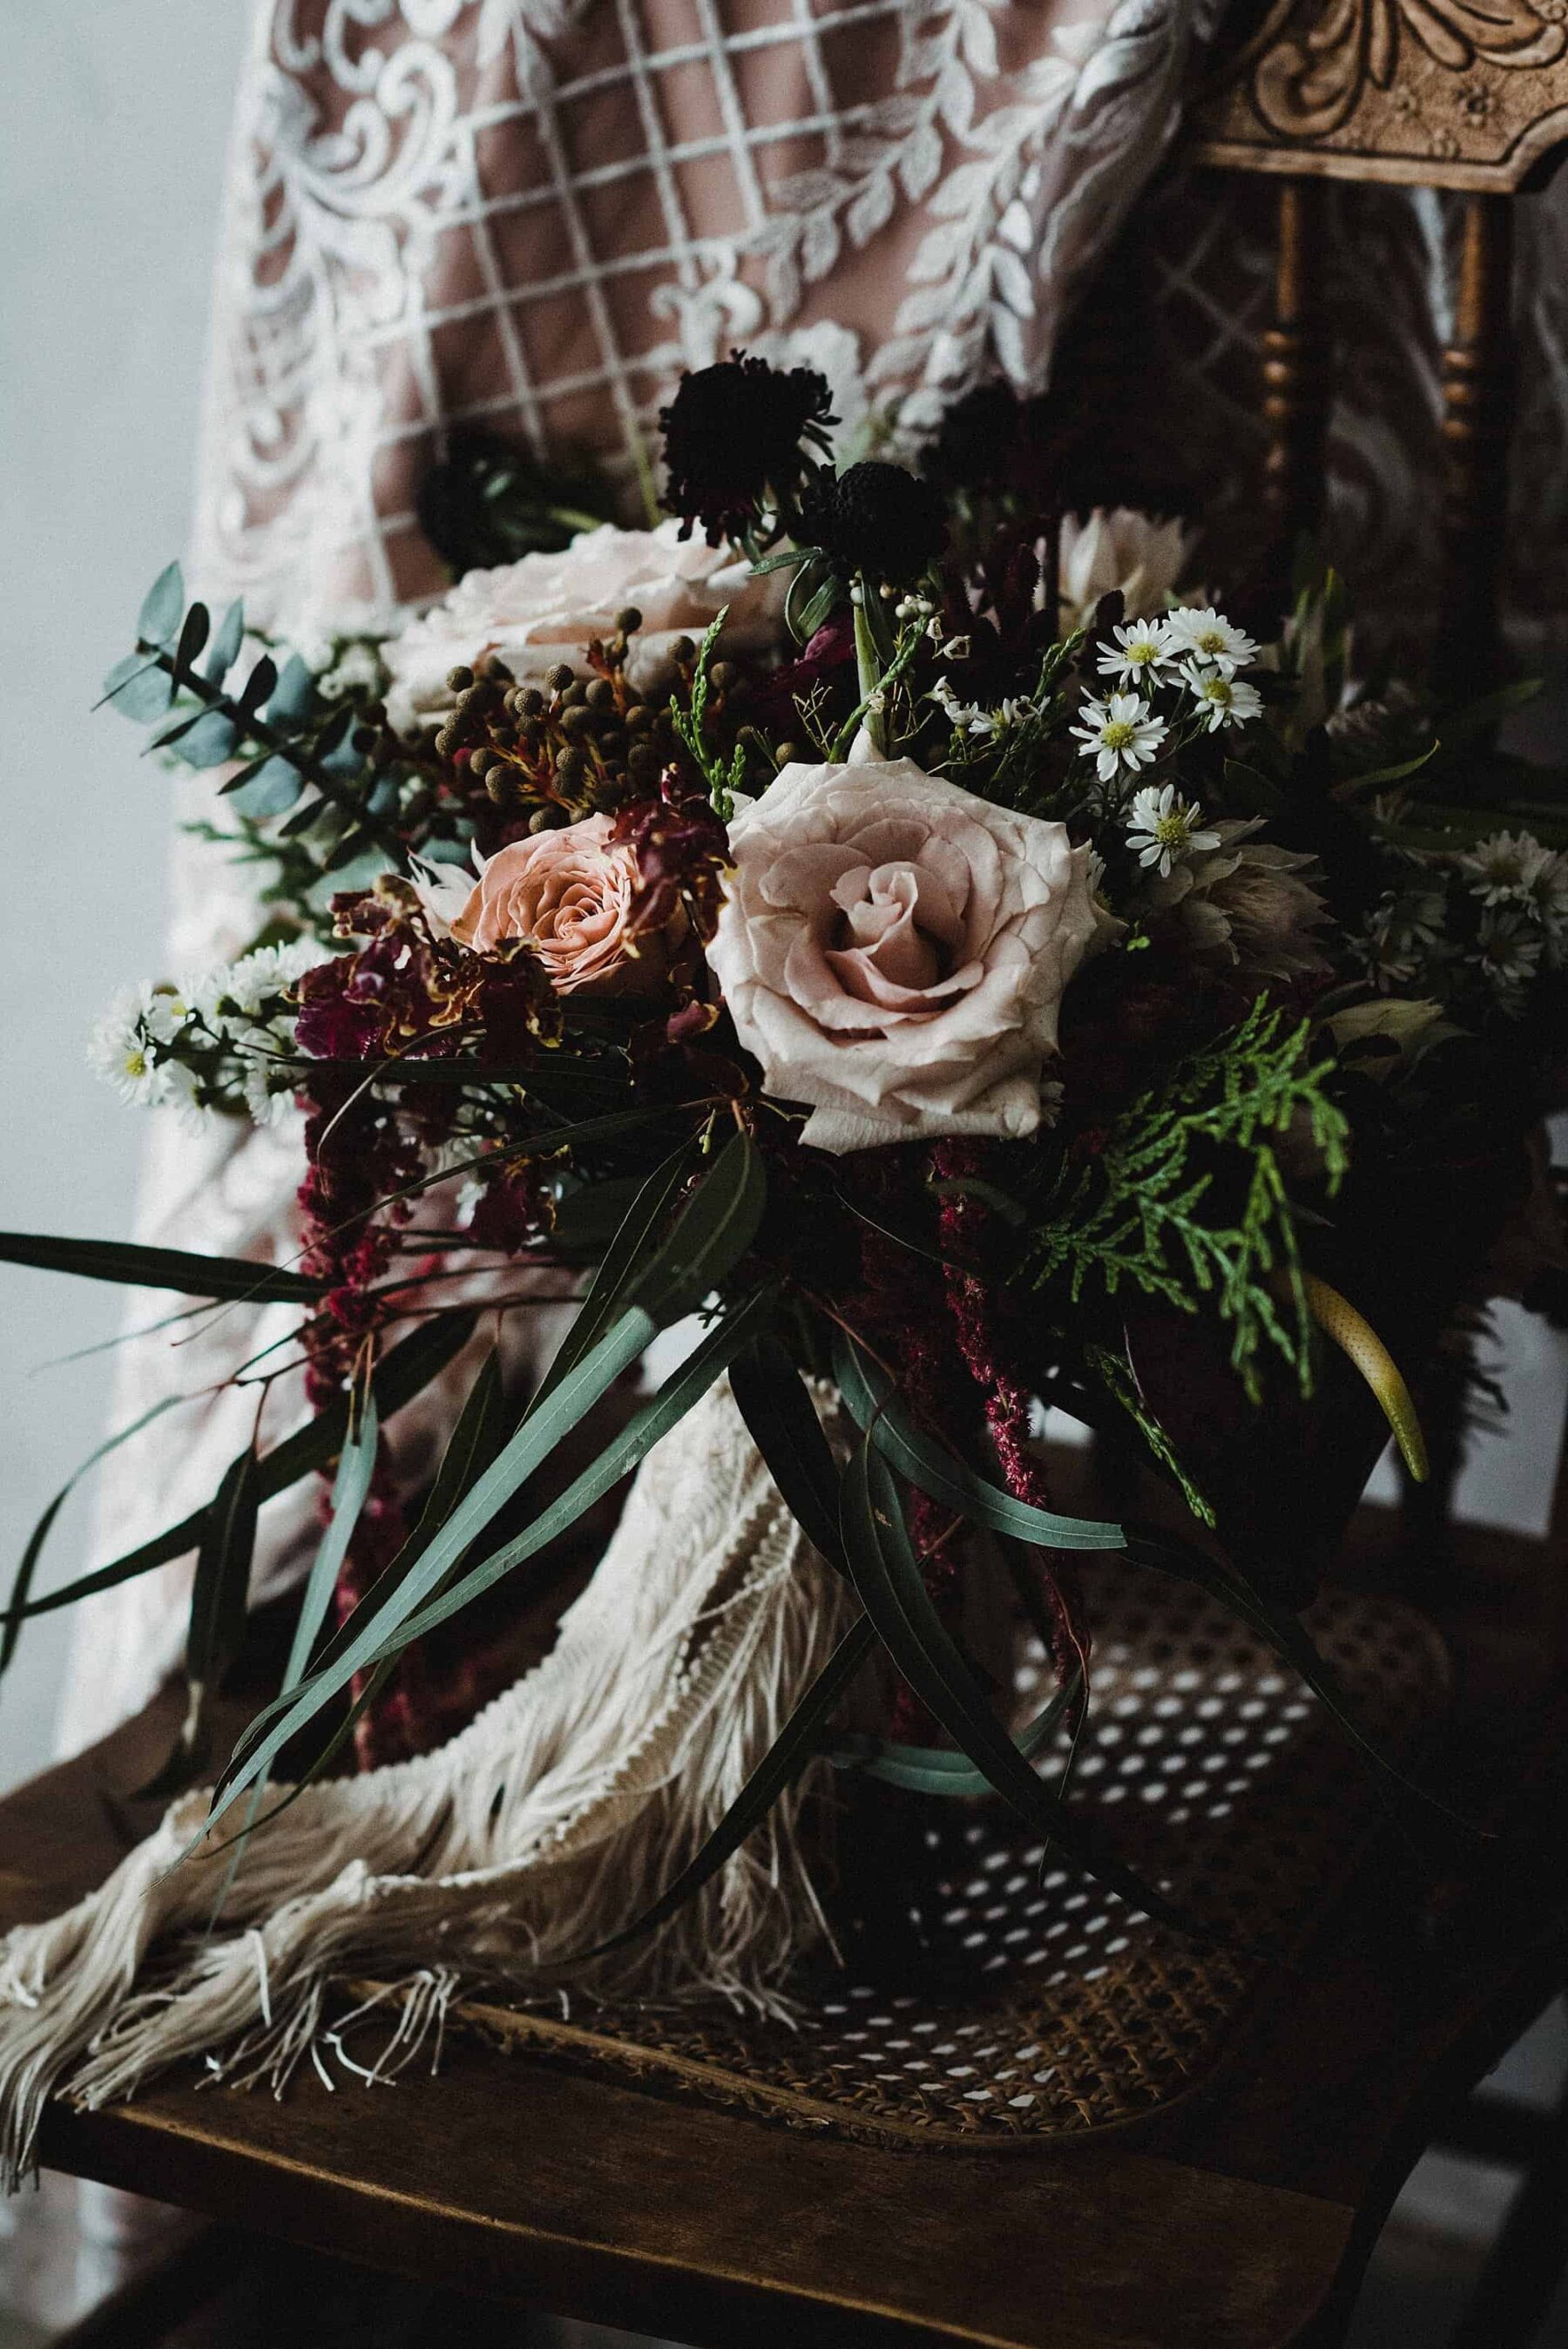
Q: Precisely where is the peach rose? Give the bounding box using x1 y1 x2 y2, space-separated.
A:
383 521 783 735
452 816 664 996
707 757 1098 1154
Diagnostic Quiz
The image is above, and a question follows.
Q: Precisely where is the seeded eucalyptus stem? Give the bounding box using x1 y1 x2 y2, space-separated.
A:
139 636 408 865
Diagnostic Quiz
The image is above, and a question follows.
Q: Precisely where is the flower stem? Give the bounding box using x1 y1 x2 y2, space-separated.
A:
852 593 885 755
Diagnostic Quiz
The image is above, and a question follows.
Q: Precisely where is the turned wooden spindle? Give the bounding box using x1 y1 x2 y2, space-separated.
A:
1260 177 1332 599
1435 193 1517 697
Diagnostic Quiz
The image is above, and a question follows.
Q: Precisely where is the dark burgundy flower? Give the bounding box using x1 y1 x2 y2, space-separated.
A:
659 352 835 544
294 957 387 1061
800 460 948 585
612 774 732 945
747 611 857 733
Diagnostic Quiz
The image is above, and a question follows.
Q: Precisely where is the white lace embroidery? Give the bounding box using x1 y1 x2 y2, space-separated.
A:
193 0 1212 633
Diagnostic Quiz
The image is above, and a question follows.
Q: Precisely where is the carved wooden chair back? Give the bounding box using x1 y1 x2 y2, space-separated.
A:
1188 0 1568 692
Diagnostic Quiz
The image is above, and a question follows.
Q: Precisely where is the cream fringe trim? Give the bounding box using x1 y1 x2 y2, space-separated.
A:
0 1378 859 2186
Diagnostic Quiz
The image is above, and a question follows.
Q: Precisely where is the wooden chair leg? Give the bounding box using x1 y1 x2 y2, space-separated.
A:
1435 193 1516 701
1260 176 1332 604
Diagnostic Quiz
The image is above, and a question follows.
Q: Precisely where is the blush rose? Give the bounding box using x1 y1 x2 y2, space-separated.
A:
451 815 668 996
707 756 1099 1154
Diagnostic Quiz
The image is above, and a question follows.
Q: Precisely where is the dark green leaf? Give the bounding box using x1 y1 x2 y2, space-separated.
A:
1 1311 477 1630
0 1395 186 1681
834 1334 1126 1553
0 1230 327 1303
280 1380 380 1692
215 1291 774 1809
140 1438 261 1798
838 1440 1199 1934
172 602 210 678
829 1669 1081 1796
729 1332 847 1574
238 653 279 716
279 793 329 838
531 1140 695 1410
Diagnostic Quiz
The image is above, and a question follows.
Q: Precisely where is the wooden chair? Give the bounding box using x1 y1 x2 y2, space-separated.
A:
1187 0 1568 693
6 15 1568 2343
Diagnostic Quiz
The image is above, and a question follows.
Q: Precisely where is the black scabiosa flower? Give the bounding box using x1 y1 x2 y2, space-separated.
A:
800 460 949 586
659 352 835 544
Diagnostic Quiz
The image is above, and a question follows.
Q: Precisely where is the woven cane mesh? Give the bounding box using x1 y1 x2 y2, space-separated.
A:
455 1569 1448 2147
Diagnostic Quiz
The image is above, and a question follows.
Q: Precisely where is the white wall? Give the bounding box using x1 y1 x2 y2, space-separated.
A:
0 3 250 1791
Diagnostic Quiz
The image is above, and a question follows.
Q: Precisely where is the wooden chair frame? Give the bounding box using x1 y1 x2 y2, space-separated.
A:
1189 0 1568 687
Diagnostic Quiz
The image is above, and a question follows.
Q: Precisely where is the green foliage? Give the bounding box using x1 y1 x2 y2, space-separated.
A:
1024 1002 1349 1401
670 607 747 820
103 563 405 872
415 425 612 576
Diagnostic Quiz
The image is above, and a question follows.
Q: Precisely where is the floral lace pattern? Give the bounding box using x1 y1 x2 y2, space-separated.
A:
192 0 1214 635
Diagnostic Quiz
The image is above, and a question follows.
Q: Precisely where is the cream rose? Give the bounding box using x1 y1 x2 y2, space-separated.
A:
708 758 1098 1154
383 521 783 734
452 816 663 996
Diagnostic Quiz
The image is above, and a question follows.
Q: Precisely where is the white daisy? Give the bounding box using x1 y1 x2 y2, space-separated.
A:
86 984 172 1108
1070 692 1168 782
206 938 329 1024
1125 783 1222 878
1165 607 1261 674
1096 619 1177 688
1474 905 1543 1010
1460 829 1553 908
1182 663 1264 732
931 677 1031 739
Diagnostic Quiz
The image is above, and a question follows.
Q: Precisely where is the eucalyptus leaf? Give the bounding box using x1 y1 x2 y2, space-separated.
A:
99 653 174 721
224 754 305 819
834 1334 1126 1553
174 710 240 769
136 562 185 647
838 1439 1198 1934
203 601 246 685
0 1231 327 1303
265 653 316 730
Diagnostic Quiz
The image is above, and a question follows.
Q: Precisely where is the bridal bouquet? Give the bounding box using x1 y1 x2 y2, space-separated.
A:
1 361 1564 2163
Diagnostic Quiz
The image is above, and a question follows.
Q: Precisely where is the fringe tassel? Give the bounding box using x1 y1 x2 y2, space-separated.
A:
0 1379 858 2187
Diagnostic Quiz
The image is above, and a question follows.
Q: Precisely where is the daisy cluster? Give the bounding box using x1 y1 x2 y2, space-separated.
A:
87 939 328 1126
1358 828 1568 1018
1066 608 1263 877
